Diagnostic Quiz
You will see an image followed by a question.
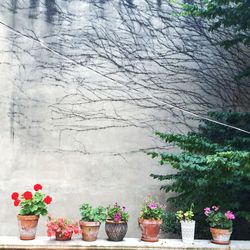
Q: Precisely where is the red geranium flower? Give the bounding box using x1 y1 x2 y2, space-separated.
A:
23 191 33 200
44 195 52 205
14 199 21 207
11 192 19 200
34 184 43 191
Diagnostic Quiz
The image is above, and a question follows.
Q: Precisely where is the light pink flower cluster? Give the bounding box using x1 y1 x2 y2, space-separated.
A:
212 205 219 211
204 205 236 221
47 217 79 238
225 211 235 220
204 207 211 216
204 205 220 216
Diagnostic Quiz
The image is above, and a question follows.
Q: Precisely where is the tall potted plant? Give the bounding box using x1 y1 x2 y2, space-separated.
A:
11 184 52 240
176 204 195 244
204 205 235 245
105 203 129 241
138 196 164 242
79 203 106 241
47 216 79 241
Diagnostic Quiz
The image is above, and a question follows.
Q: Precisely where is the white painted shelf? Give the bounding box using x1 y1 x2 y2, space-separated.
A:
0 237 249 250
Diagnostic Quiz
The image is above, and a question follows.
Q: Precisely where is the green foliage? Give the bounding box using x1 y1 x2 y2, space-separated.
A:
205 207 235 230
207 212 233 230
12 184 52 216
176 204 194 221
107 203 129 222
79 203 106 223
181 0 250 48
196 112 250 151
149 112 250 238
139 196 165 220
20 192 48 216
161 211 181 235
181 0 250 78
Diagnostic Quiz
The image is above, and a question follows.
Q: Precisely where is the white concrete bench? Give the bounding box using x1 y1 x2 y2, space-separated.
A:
0 237 249 250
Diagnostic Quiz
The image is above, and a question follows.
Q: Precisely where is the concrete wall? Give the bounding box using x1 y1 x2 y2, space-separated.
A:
0 11 172 237
0 0 248 238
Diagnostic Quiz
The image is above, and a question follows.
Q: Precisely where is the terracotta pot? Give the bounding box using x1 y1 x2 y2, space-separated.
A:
17 215 39 240
105 220 128 241
138 218 162 242
79 221 101 241
55 232 73 241
210 227 232 245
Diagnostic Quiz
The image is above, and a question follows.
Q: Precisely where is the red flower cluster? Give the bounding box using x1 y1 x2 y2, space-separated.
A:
11 192 21 207
44 195 52 205
11 183 52 207
23 191 33 200
11 192 19 200
34 184 43 191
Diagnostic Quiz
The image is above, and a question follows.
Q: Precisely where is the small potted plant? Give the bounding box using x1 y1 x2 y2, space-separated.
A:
11 184 52 240
47 216 79 241
79 203 106 241
204 205 235 245
176 204 195 244
105 203 129 241
138 196 164 242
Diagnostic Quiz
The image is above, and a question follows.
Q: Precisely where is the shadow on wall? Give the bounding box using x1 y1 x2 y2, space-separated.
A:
45 0 58 23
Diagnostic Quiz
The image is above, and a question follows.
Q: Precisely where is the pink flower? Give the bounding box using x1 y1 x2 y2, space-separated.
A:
225 211 235 220
204 207 211 216
47 230 55 237
58 218 65 225
148 203 157 210
114 212 121 222
212 205 219 211
122 206 126 211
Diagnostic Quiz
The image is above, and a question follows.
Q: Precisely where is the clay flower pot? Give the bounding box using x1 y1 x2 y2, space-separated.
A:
55 232 73 241
79 221 101 241
210 227 232 245
105 220 128 241
17 215 39 240
138 218 162 242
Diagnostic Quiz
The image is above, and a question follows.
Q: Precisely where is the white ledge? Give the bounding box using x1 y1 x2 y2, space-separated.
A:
0 237 249 250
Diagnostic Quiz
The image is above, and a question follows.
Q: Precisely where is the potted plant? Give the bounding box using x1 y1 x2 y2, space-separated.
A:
204 205 235 245
79 203 106 241
105 203 129 241
11 184 52 240
47 216 79 241
176 204 195 244
138 196 164 242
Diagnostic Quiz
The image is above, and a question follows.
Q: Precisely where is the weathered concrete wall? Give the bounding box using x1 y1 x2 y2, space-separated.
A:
0 5 172 236
0 0 248 238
